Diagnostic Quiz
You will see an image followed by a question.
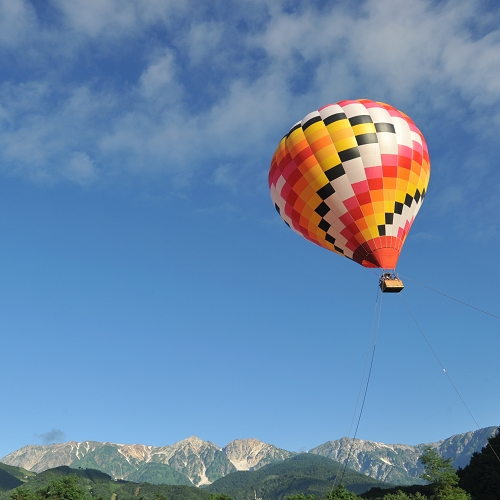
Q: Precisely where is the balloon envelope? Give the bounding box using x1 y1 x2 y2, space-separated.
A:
269 99 430 269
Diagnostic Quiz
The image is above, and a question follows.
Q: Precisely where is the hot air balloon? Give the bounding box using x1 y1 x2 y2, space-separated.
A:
269 99 430 291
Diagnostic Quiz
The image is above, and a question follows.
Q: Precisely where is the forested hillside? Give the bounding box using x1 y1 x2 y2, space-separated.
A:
206 453 388 498
0 466 209 500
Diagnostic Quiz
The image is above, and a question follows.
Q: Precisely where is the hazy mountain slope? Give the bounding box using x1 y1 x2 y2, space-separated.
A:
433 426 496 468
309 438 424 486
309 426 498 485
1 443 82 472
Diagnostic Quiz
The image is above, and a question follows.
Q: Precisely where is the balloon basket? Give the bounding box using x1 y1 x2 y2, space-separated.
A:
379 274 404 293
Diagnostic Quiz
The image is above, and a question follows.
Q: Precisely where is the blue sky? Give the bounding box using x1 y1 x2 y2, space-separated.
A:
1 0 500 459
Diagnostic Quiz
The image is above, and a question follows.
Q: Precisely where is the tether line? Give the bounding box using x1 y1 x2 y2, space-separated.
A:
333 286 381 488
399 274 500 322
399 293 500 465
338 290 384 486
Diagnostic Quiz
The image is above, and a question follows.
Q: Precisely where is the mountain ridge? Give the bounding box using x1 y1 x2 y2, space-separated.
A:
2 427 497 487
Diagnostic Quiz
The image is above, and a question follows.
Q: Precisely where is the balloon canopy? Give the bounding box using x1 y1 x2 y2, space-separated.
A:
269 99 430 269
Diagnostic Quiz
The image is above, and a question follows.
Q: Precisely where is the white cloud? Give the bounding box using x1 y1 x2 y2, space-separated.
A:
0 0 37 45
139 49 180 100
253 0 500 112
1 0 500 213
185 22 223 66
65 152 99 185
52 0 187 39
0 81 114 183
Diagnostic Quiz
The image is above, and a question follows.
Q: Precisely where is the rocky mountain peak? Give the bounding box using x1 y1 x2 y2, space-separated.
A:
170 436 221 454
224 438 295 471
185 436 203 442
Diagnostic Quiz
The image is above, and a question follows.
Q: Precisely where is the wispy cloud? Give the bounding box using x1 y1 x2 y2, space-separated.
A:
36 429 66 445
50 0 188 40
0 0 500 234
0 0 39 46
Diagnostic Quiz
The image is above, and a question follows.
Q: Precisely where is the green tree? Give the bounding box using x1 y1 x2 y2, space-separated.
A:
152 494 167 500
35 476 90 500
458 427 500 500
382 491 428 499
206 495 234 500
382 491 412 499
286 495 315 500
9 487 35 500
433 484 469 500
419 447 458 488
323 485 359 500
418 447 469 500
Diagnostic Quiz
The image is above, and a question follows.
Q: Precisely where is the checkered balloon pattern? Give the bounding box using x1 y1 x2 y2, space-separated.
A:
269 99 430 269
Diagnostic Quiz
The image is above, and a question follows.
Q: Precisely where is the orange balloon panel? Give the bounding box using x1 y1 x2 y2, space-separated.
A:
269 99 430 269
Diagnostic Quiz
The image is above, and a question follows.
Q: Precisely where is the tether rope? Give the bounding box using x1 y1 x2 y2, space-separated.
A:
332 286 380 488
399 274 500 322
337 288 384 486
399 293 500 465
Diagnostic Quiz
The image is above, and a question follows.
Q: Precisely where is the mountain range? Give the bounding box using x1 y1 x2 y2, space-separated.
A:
1 426 497 487
0 455 390 500
0 456 390 500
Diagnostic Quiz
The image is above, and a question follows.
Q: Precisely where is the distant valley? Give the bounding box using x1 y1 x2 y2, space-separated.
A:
1 427 496 487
